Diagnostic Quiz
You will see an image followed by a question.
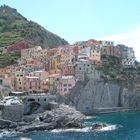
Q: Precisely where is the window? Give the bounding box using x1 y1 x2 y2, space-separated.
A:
64 88 67 91
38 99 40 102
68 84 72 87
28 98 35 102
0 79 3 85
63 84 67 87
44 98 46 101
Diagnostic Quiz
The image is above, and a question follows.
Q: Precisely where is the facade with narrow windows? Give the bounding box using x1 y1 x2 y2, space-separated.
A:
75 60 100 81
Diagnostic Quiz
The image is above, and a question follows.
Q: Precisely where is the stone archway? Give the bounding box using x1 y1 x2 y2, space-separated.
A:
25 102 42 115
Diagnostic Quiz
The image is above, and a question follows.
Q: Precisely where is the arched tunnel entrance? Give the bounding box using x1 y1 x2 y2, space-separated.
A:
25 102 42 115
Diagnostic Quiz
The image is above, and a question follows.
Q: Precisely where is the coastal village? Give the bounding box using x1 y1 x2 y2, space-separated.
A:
0 3 140 139
0 39 135 100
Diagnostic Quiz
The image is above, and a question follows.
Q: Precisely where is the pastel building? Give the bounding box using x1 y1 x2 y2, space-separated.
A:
117 44 135 67
90 45 101 65
27 70 50 92
122 58 135 67
57 75 76 96
117 44 128 58
101 45 122 58
24 76 40 93
48 73 61 93
100 41 114 47
61 64 75 76
21 46 42 60
13 69 25 91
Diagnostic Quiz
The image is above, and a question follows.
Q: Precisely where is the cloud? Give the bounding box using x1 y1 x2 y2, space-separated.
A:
98 25 140 61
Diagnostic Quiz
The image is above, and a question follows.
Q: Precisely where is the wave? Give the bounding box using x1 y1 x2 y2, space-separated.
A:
51 124 122 133
0 130 18 138
51 127 92 133
95 125 118 132
86 116 96 119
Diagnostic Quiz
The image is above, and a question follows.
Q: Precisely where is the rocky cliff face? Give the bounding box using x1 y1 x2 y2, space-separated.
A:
67 80 140 114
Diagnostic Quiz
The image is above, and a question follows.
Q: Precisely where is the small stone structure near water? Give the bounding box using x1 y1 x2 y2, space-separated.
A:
2 105 24 122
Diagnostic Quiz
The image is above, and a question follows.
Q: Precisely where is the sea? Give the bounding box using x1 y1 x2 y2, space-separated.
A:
1 111 140 140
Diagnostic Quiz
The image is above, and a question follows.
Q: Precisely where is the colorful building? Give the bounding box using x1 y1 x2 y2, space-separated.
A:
57 75 76 96
48 73 61 93
24 76 40 93
117 44 135 67
12 68 25 91
90 45 101 65
101 45 122 58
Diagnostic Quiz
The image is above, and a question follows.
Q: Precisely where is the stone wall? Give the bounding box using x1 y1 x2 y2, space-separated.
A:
2 105 24 122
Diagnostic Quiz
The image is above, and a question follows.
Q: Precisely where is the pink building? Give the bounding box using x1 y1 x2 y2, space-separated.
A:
57 76 76 96
24 76 40 93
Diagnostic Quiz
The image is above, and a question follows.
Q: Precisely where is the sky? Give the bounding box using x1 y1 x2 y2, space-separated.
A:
0 0 140 61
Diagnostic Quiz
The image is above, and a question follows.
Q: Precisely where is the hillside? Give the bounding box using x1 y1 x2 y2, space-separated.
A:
0 5 68 48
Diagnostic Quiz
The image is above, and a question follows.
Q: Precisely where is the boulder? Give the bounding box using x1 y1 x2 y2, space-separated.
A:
40 104 85 128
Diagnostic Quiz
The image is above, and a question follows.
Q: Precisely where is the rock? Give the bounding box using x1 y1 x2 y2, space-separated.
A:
17 121 29 126
22 114 37 123
18 122 57 133
0 104 85 133
91 123 107 130
40 104 85 129
0 119 17 129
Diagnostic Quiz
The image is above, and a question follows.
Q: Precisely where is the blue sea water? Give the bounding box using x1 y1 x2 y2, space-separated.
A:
1 111 140 140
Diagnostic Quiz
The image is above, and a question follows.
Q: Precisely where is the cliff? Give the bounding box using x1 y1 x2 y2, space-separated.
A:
67 79 140 114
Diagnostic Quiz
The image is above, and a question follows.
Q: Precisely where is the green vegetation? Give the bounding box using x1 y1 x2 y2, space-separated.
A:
0 5 68 48
0 52 20 67
0 105 4 110
100 55 140 89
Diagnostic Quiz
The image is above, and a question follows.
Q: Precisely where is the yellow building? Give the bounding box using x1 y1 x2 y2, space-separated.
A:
14 69 25 91
48 73 61 93
90 45 101 65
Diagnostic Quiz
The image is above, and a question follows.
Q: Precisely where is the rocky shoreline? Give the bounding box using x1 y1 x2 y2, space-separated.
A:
0 103 140 135
0 104 85 133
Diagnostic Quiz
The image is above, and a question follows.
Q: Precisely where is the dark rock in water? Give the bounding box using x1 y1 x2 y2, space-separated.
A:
92 123 107 130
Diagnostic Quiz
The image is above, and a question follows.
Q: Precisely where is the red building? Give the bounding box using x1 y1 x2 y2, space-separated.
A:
7 42 29 53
